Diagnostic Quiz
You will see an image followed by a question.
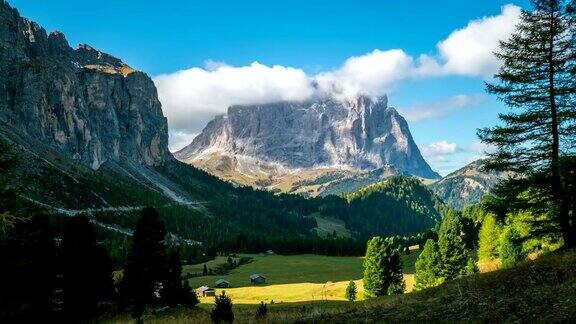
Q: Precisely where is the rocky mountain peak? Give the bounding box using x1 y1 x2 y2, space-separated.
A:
176 94 440 182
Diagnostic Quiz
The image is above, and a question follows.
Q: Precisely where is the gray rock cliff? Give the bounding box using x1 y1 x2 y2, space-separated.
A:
0 1 170 169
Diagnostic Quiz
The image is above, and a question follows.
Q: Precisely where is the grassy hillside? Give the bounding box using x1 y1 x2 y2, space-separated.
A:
102 249 576 323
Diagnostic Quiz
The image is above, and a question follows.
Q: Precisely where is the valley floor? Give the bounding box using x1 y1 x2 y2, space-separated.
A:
183 253 419 304
103 249 576 323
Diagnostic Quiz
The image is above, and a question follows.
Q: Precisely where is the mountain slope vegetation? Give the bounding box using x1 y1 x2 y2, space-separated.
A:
340 177 447 240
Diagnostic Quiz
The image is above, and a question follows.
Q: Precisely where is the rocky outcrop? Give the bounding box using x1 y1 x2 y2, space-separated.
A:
429 159 505 210
0 1 169 169
176 95 440 180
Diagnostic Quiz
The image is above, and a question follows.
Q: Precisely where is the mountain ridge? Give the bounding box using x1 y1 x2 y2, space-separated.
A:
429 159 505 210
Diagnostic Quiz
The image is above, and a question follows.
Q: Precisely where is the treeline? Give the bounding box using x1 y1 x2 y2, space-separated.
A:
151 160 447 255
92 174 448 262
2 135 443 270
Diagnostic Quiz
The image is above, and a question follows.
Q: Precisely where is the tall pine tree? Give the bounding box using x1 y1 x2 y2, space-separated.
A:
1 214 56 321
479 0 576 247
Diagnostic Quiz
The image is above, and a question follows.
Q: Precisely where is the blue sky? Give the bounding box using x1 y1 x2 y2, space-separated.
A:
10 0 532 175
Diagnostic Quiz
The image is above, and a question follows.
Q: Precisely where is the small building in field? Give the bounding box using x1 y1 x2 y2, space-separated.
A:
197 286 216 297
250 273 266 284
215 279 231 288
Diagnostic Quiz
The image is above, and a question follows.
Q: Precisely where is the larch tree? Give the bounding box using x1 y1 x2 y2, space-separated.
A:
414 239 444 291
499 227 526 267
478 213 503 261
479 0 576 247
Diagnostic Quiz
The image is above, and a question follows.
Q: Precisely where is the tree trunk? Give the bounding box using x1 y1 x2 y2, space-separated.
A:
547 11 573 248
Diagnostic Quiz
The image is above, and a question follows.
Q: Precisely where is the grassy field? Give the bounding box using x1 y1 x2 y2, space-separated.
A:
313 214 352 238
103 249 576 323
183 252 419 305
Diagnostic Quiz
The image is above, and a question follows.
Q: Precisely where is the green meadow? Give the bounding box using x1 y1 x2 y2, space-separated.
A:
183 253 419 304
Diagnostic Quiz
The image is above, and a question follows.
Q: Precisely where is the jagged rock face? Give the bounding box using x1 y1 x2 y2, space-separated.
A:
0 1 169 169
176 95 440 179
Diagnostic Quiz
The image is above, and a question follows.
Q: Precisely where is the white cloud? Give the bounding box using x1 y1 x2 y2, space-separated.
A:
422 141 462 158
420 4 522 77
422 141 468 176
315 49 415 98
169 132 198 153
154 61 315 134
401 94 485 122
154 4 522 149
468 142 497 161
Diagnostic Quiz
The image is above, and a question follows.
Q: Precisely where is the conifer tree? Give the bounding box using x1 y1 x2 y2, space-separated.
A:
62 216 113 318
437 210 474 279
499 227 525 267
414 239 444 291
345 280 357 302
163 250 198 307
478 213 502 261
121 207 168 320
162 250 183 306
1 214 56 321
211 291 234 323
363 237 404 298
479 0 576 247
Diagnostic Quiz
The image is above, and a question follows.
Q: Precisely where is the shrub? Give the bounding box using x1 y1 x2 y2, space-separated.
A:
345 281 357 302
387 281 406 295
256 301 268 317
211 291 234 323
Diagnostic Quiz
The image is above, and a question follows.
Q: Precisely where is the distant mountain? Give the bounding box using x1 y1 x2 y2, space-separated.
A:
429 159 505 210
175 95 440 195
